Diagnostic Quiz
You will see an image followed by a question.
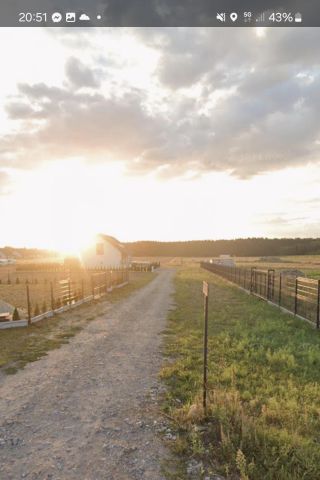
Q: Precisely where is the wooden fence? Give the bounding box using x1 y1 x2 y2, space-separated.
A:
0 268 129 329
201 262 320 328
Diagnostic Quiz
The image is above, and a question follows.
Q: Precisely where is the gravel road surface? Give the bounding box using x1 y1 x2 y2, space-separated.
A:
0 268 175 480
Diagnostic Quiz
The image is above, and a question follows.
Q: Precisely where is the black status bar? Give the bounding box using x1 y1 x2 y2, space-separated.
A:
1 0 320 27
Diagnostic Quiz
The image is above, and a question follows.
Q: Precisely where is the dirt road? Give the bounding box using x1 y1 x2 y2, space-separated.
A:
0 268 175 480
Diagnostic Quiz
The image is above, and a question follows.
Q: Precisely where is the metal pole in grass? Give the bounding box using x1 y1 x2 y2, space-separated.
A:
316 279 320 330
202 281 209 412
26 285 31 325
294 277 298 315
279 273 282 306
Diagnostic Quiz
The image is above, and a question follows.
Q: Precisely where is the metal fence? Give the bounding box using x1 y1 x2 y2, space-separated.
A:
201 262 320 328
0 268 129 328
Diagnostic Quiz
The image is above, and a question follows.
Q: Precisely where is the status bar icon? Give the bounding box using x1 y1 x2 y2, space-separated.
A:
216 13 226 22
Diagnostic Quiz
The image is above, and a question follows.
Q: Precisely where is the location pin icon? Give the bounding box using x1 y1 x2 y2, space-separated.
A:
230 12 238 21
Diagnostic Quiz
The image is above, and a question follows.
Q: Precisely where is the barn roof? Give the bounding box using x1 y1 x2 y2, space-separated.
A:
97 234 127 254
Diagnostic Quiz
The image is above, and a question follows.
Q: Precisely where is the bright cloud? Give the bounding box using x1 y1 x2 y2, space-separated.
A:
0 26 319 247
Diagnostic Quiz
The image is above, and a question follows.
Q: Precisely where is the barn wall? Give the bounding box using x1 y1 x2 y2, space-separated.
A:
81 241 123 269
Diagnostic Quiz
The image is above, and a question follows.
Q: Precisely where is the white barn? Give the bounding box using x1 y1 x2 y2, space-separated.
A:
81 234 129 269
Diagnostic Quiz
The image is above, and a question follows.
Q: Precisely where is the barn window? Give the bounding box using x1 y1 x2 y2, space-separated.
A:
96 243 104 255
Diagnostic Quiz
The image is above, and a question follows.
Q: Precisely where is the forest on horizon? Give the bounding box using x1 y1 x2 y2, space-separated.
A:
125 238 320 257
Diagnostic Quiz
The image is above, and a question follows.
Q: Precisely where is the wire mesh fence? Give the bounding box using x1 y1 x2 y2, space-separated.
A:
201 262 320 328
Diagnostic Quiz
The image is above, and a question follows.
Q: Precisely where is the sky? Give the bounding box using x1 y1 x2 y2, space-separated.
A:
0 27 320 254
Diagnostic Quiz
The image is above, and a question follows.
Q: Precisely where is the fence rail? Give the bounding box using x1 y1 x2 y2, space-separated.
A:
0 268 129 329
201 262 320 328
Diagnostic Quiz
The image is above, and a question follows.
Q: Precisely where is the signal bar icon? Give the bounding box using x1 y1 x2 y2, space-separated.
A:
255 12 265 22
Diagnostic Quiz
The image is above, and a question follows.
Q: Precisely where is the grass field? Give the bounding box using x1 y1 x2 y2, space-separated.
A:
0 271 154 375
134 255 320 278
161 267 320 479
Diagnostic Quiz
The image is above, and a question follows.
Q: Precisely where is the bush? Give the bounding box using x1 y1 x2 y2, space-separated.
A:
12 307 20 321
42 301 47 313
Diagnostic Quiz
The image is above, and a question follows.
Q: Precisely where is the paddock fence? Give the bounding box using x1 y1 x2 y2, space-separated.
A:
0 268 129 329
201 262 320 328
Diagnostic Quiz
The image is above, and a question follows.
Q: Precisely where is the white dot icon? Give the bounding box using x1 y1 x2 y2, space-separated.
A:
97 14 102 20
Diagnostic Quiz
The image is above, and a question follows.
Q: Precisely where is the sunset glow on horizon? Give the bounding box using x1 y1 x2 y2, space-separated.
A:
1 27 320 252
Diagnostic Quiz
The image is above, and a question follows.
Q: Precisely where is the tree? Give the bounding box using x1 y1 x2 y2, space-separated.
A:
12 307 20 321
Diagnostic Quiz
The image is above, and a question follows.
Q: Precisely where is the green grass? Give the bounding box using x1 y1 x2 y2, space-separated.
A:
161 267 320 480
0 272 154 375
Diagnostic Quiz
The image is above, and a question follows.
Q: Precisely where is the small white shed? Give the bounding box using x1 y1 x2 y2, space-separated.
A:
214 254 235 267
81 234 128 269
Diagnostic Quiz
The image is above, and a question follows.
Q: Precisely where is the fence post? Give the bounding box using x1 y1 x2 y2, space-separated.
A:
250 267 255 293
81 279 84 299
202 281 209 413
50 282 54 312
91 275 95 298
294 277 298 315
26 285 31 325
279 273 282 306
317 279 320 330
68 279 72 307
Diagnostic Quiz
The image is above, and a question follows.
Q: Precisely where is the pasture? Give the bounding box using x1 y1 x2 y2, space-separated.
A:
161 266 320 479
0 264 127 319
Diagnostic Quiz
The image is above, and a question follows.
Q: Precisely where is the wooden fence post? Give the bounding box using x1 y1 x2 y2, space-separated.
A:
91 275 94 298
26 285 31 325
68 279 72 306
50 282 54 311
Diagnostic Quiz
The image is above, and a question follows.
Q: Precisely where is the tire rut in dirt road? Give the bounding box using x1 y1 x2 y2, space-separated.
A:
0 268 176 480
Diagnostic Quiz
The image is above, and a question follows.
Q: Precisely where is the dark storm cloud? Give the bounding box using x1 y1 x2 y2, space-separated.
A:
1 28 320 179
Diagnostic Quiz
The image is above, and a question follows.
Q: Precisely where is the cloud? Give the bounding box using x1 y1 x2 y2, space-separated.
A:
65 57 101 88
1 28 320 179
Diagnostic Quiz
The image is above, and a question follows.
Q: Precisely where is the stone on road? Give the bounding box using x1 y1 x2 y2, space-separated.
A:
0 268 175 480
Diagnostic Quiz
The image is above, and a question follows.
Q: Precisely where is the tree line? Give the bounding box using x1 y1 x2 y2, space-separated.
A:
125 238 320 257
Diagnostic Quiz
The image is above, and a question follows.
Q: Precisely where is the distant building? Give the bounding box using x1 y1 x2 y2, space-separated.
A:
213 254 235 267
81 234 129 269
